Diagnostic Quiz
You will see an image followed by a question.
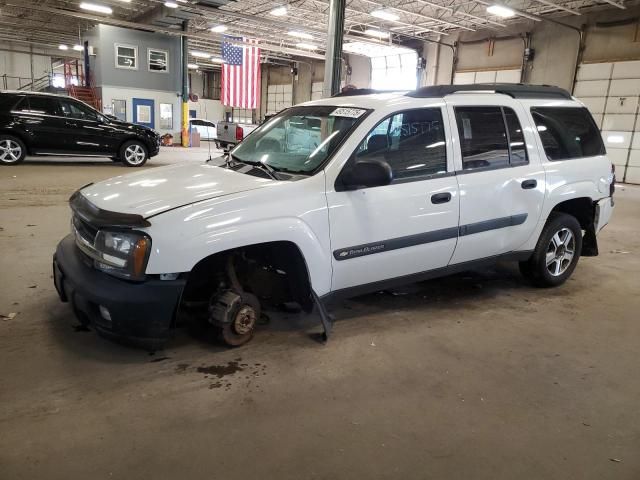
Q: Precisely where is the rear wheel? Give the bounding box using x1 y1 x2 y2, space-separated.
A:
120 140 148 167
520 212 582 287
0 135 26 165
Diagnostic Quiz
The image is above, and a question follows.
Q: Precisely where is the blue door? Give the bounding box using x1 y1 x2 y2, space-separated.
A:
189 109 197 119
133 98 155 129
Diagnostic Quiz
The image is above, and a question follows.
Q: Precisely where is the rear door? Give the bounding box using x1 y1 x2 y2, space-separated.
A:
445 97 545 264
327 107 460 291
13 96 68 153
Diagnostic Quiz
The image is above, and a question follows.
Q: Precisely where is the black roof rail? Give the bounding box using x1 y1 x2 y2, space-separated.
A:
332 88 405 97
406 84 572 100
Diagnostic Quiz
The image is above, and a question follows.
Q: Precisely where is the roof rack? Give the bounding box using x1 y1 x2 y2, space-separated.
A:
332 88 405 97
406 84 572 100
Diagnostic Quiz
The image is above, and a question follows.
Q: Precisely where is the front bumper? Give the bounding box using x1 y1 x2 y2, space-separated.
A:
53 235 186 347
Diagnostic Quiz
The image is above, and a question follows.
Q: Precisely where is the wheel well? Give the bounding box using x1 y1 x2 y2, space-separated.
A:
0 130 30 154
549 197 598 256
117 136 150 155
549 197 594 230
180 241 313 315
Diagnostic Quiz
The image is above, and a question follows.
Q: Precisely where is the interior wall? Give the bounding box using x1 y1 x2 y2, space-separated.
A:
423 5 640 91
346 54 371 89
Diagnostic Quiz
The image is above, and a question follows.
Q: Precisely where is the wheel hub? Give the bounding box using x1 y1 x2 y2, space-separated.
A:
546 227 575 277
233 306 257 335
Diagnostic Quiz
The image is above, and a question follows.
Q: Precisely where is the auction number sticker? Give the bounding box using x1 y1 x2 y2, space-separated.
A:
330 107 367 118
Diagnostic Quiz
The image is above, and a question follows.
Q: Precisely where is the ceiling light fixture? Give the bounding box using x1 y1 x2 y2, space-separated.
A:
211 25 227 33
363 29 389 39
269 6 287 16
288 31 313 40
486 4 515 17
58 44 69 50
164 1 178 7
370 9 399 21
188 63 199 69
79 2 113 14
190 51 211 58
73 45 84 51
296 43 317 50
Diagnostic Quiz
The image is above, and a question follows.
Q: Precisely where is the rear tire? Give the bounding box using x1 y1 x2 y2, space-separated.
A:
520 212 582 288
120 140 148 167
0 135 27 165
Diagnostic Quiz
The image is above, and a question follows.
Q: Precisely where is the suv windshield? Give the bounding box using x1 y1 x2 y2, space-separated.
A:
231 105 369 174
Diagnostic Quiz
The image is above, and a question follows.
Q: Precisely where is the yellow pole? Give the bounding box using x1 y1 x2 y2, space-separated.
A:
182 102 189 147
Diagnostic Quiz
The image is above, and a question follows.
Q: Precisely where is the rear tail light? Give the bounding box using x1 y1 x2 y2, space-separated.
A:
235 125 243 141
610 164 616 197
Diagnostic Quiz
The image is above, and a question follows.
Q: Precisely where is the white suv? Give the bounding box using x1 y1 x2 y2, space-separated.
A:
53 84 615 348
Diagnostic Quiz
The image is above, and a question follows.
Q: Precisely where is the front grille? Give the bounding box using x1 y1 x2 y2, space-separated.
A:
73 215 98 244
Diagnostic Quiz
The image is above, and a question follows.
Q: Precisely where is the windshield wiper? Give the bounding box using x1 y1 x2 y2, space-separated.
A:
230 154 279 180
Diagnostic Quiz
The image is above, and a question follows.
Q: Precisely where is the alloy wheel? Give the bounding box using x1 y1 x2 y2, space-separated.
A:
0 139 22 163
124 144 146 165
546 227 575 276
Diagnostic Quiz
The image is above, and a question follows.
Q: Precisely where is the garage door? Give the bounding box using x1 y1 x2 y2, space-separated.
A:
575 60 640 184
453 68 521 85
266 83 293 115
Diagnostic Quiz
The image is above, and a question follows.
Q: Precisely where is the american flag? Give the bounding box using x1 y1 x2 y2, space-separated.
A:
221 36 261 109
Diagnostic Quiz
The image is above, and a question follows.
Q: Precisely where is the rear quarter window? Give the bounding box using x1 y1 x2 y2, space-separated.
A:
530 107 605 161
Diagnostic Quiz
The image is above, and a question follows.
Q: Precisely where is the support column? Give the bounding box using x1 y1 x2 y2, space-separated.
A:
322 0 346 98
181 20 190 147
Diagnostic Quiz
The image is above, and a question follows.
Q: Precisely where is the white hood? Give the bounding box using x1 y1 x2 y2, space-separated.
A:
80 163 274 218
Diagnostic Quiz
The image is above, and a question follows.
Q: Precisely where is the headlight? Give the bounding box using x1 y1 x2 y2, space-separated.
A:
93 230 151 280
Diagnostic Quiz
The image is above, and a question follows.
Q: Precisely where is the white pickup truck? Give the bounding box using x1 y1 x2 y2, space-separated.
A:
53 84 615 348
215 121 258 149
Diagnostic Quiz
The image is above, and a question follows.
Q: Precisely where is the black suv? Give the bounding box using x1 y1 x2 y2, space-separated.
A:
0 91 160 167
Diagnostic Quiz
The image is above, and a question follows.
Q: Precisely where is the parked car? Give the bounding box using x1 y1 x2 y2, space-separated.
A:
53 84 615 348
189 118 217 140
0 91 160 166
215 121 258 149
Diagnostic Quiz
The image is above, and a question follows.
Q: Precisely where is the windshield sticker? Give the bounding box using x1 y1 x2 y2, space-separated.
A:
330 107 366 118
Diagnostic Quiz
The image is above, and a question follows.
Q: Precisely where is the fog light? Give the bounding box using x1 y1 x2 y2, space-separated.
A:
160 273 180 281
99 305 112 322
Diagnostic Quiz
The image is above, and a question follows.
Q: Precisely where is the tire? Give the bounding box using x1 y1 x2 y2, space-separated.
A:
119 140 148 167
520 212 583 288
0 135 27 165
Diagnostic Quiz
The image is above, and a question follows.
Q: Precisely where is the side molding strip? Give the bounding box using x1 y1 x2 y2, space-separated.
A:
333 213 528 261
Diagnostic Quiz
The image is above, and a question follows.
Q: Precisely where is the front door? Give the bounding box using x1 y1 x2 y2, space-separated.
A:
58 98 114 154
133 98 155 129
327 107 460 292
445 99 546 264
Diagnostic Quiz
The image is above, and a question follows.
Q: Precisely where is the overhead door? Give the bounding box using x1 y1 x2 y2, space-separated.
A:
266 83 293 115
453 68 521 85
575 60 640 184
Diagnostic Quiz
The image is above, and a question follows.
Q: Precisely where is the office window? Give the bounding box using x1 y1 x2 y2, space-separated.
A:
159 103 173 129
455 107 509 170
115 44 138 69
148 49 168 72
531 107 605 160
356 108 447 179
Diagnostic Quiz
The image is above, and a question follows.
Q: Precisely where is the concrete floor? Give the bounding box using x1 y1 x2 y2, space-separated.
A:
1 150 639 479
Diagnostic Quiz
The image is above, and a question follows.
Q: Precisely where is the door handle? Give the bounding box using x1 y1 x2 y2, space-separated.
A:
521 179 537 190
431 192 452 204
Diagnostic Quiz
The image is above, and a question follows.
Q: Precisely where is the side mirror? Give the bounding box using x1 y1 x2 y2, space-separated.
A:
340 158 393 190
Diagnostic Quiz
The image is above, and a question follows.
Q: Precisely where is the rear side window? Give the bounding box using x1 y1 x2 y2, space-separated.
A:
530 107 605 160
356 108 447 179
27 96 60 116
0 94 23 111
455 106 528 170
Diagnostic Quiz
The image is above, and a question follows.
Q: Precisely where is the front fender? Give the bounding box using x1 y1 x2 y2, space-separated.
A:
143 179 332 296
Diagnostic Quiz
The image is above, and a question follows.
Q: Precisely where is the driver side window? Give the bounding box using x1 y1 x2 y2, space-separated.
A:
60 99 98 121
355 108 448 180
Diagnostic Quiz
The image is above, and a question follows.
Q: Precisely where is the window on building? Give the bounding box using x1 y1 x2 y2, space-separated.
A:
148 49 168 72
455 107 510 170
159 103 173 129
26 96 60 116
232 108 253 124
371 51 418 90
59 99 99 121
115 44 138 69
355 108 447 180
531 107 605 160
